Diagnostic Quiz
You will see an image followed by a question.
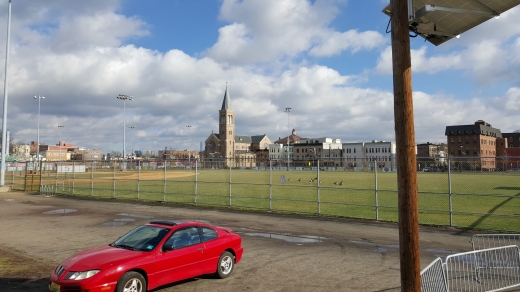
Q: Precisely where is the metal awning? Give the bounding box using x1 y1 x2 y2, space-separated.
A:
383 0 520 45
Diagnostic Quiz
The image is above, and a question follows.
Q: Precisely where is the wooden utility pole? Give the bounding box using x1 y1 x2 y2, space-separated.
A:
390 0 421 291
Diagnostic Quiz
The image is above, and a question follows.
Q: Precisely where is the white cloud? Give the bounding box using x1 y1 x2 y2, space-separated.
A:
376 46 463 74
309 30 386 57
207 0 385 64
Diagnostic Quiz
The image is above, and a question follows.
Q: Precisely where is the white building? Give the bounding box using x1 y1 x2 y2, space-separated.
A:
343 140 396 170
11 144 31 161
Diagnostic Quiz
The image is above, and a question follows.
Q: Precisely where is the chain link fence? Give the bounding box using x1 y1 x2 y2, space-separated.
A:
7 156 520 232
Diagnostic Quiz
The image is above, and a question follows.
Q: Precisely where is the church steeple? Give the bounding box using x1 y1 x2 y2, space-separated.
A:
219 84 235 161
221 83 231 110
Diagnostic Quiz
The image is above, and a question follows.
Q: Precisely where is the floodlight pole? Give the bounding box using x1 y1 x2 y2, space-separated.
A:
186 125 191 165
35 95 45 168
58 125 64 174
391 0 421 291
0 0 11 187
129 126 135 157
285 107 291 170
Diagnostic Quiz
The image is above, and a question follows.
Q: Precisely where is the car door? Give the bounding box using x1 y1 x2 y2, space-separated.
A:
154 226 205 286
199 226 223 274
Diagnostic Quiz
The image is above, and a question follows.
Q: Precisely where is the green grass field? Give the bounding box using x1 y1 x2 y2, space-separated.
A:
12 168 520 232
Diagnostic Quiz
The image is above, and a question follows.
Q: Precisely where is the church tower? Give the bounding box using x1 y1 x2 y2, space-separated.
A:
219 85 235 160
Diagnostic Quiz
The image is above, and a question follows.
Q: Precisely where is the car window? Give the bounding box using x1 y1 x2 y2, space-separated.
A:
166 227 201 249
201 227 218 242
113 226 170 251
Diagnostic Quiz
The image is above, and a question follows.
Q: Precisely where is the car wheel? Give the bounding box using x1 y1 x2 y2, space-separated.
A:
215 251 234 279
116 271 146 292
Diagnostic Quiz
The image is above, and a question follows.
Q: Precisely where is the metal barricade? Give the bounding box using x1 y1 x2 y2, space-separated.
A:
40 185 54 196
445 245 520 292
421 257 448 292
422 235 520 292
471 234 520 251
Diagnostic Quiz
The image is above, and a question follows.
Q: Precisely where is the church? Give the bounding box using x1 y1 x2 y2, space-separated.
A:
204 86 271 168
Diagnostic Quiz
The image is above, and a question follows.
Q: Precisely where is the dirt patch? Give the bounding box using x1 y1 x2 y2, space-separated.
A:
0 245 55 292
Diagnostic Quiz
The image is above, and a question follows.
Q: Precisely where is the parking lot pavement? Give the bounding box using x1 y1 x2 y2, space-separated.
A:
0 192 477 291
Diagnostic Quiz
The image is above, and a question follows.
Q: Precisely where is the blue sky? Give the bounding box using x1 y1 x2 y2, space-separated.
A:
1 0 520 155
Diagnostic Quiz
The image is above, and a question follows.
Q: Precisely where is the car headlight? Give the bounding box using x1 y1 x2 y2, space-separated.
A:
65 270 101 280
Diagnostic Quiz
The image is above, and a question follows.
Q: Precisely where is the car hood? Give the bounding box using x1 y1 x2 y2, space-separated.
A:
62 245 146 271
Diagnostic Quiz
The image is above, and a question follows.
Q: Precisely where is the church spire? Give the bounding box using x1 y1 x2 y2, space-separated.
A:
221 83 231 110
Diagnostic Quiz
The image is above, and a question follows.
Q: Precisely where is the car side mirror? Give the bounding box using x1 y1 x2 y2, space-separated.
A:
162 244 174 252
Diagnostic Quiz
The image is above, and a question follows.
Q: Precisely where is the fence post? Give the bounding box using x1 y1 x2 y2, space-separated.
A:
23 163 27 191
269 160 272 211
163 160 166 202
194 159 198 204
112 161 116 198
39 160 43 192
375 160 379 220
72 161 75 195
317 159 321 215
91 161 94 197
55 161 58 189
137 160 141 200
448 157 453 226
229 160 233 207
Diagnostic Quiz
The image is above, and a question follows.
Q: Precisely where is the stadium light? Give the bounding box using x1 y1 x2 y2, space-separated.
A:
117 94 133 159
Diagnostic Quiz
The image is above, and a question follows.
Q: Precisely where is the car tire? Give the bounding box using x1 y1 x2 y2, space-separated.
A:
116 271 146 292
215 251 234 279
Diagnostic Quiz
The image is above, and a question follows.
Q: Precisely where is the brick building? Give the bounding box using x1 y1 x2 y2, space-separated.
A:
445 120 506 170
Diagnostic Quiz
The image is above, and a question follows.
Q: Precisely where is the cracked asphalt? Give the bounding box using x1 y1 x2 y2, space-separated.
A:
0 192 479 291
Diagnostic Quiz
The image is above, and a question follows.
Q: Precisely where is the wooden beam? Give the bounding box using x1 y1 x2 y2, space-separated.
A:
390 0 421 291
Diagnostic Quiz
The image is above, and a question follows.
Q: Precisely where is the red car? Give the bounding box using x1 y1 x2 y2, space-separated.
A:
49 220 244 292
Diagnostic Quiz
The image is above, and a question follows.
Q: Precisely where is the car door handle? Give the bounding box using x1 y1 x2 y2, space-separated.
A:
197 248 203 251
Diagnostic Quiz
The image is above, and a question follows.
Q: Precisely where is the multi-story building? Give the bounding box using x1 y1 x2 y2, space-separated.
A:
11 144 31 161
269 129 305 166
445 120 506 170
342 142 365 168
342 141 396 170
416 142 448 169
364 141 396 170
40 141 79 162
71 149 103 161
502 131 520 149
292 137 342 167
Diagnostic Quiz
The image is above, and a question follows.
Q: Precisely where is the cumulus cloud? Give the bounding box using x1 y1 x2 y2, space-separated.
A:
206 0 386 64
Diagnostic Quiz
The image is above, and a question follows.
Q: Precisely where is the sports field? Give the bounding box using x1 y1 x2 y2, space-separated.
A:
15 168 520 232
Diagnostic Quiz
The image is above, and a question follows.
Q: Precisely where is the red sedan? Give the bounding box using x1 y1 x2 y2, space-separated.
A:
49 220 244 292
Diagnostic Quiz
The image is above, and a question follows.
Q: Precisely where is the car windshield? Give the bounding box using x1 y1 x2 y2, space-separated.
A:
111 225 170 251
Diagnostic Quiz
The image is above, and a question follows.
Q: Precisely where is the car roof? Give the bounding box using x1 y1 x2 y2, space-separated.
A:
147 220 206 227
